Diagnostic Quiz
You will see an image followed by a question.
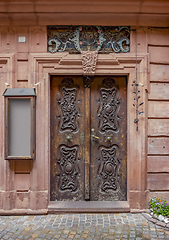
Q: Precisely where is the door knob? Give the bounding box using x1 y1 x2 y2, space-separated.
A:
104 134 112 143
65 133 73 142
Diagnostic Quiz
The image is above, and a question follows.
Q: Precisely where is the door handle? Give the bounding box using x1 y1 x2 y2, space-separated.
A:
91 135 100 140
91 128 100 145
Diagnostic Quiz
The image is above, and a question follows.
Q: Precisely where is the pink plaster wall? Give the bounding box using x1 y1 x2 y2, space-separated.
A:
0 1 168 212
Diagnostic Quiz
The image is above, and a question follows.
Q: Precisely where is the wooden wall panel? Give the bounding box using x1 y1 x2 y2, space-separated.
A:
148 174 169 191
148 28 169 46
147 156 169 172
149 46 169 64
15 161 32 173
148 138 169 155
148 119 169 136
150 64 169 82
148 40 169 199
149 83 169 100
148 101 169 118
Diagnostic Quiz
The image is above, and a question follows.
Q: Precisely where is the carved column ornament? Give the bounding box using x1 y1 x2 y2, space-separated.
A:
81 51 98 75
83 75 94 88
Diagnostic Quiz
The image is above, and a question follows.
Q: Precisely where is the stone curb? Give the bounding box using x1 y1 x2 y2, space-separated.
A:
0 209 48 215
142 212 169 230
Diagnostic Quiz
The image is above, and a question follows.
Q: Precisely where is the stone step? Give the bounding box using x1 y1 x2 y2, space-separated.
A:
48 201 130 213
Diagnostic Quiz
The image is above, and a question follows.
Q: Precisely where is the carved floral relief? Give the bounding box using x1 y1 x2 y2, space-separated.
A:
57 78 80 133
98 78 121 133
57 145 79 192
99 145 120 192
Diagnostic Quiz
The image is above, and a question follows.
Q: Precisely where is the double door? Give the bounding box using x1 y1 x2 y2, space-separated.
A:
50 75 127 201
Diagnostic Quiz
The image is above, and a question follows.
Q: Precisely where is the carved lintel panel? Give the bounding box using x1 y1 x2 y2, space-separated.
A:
47 26 130 53
57 78 80 132
83 75 94 88
57 145 79 192
81 51 98 75
98 78 121 133
99 145 120 192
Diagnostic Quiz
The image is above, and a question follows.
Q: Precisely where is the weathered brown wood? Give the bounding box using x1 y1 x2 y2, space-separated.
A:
147 156 169 172
90 76 127 201
149 83 169 100
150 64 169 82
148 101 169 118
148 138 169 155
51 75 127 202
148 119 169 136
50 76 85 201
15 160 32 173
83 76 92 200
149 46 169 64
148 173 169 191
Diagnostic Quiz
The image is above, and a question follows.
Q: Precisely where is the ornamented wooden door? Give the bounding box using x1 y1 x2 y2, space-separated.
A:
50 76 127 201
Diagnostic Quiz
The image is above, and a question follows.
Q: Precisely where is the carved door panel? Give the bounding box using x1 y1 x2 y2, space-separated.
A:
50 76 85 201
90 76 127 201
50 76 127 201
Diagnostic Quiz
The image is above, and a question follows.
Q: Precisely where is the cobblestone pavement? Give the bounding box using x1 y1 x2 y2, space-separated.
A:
0 213 169 240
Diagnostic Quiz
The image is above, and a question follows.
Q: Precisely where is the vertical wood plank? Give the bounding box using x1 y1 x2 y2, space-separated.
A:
84 87 90 200
83 76 92 200
50 76 85 201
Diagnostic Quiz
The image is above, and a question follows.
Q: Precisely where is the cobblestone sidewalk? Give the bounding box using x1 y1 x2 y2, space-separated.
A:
0 213 169 240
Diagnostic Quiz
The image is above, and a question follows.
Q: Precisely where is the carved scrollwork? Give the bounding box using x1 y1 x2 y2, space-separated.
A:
99 145 120 192
47 26 130 53
98 78 121 133
57 78 80 132
57 145 79 192
81 51 98 75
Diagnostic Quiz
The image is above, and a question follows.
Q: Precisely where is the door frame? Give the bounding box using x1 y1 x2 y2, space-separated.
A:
50 75 128 202
29 52 148 211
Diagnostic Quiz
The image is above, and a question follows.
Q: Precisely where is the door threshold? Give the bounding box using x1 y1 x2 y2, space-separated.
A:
48 201 130 213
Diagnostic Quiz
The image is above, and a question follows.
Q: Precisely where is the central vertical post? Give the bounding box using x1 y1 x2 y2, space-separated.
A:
83 76 93 200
